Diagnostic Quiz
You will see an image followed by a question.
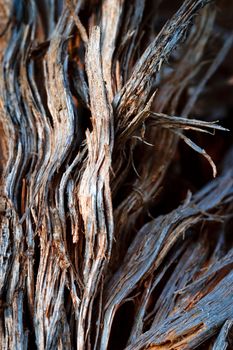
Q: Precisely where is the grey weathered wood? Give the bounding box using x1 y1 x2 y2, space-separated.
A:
0 1 232 349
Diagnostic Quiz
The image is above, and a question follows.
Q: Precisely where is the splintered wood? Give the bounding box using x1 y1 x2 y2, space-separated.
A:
0 0 233 349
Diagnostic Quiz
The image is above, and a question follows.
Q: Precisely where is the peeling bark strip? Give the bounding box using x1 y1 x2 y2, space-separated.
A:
77 26 114 349
0 1 233 350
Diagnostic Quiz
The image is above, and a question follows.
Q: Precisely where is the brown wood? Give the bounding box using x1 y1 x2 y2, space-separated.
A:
0 1 233 349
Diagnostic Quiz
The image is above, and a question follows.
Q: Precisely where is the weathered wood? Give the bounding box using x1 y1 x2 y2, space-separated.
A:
0 1 233 349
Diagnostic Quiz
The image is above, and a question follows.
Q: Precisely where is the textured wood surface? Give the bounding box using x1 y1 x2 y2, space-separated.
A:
0 1 233 349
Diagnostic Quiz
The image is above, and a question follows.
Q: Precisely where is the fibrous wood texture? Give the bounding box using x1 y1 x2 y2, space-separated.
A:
0 0 233 349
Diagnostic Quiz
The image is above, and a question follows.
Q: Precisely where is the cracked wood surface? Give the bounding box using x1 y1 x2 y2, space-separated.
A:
0 0 233 349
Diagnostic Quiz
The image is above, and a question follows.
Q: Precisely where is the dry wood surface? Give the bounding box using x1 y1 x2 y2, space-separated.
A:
0 0 233 349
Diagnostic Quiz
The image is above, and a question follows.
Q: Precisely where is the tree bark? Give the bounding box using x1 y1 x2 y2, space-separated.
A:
0 1 233 349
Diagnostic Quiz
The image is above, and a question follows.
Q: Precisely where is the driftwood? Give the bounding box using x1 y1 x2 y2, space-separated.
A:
0 0 233 349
